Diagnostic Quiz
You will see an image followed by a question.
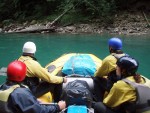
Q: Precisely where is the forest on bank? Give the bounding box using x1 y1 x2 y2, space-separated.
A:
0 0 150 26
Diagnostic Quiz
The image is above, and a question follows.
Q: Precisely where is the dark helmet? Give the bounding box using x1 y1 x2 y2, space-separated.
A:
108 37 122 50
7 61 27 82
116 56 139 75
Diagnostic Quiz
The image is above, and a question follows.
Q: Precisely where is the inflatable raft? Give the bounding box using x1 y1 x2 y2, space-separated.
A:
40 53 102 113
45 53 102 76
0 53 102 113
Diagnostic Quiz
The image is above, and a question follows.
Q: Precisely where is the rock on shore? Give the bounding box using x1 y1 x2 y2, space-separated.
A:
0 13 150 35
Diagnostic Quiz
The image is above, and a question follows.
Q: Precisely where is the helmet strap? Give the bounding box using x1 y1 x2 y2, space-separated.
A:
23 53 34 56
109 47 114 53
120 69 128 78
6 79 22 85
133 74 141 83
22 53 37 61
109 47 123 54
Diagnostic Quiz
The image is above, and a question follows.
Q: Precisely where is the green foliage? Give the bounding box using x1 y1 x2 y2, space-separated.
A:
0 0 116 22
0 0 147 24
46 14 60 22
59 13 90 25
0 0 14 21
2 19 14 26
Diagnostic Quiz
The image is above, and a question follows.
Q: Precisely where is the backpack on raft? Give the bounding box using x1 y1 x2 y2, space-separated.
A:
62 80 93 107
62 55 96 77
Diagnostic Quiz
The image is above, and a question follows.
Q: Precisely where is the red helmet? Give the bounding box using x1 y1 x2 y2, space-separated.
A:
7 61 27 82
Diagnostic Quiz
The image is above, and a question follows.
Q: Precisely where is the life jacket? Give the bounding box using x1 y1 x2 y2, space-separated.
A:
112 53 128 60
122 78 150 113
18 57 40 90
0 85 20 113
23 76 39 89
18 57 53 103
107 53 128 90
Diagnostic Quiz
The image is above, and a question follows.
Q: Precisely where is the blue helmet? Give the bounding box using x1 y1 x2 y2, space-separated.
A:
116 56 139 75
108 37 122 50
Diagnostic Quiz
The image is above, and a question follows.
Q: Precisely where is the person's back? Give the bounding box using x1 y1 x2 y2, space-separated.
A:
94 56 150 113
0 61 66 113
95 37 125 77
94 37 126 101
0 82 61 113
18 41 67 102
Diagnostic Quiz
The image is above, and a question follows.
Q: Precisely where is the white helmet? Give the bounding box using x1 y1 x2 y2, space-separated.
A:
22 41 36 54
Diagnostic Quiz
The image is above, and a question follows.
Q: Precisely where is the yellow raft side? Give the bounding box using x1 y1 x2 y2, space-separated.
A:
45 53 102 75
45 53 77 76
38 92 53 103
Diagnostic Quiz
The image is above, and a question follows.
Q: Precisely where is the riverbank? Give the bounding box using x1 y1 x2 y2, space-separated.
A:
0 12 150 35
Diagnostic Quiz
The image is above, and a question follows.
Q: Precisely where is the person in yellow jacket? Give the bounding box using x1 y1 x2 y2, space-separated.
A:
18 41 67 102
94 56 150 113
94 37 126 101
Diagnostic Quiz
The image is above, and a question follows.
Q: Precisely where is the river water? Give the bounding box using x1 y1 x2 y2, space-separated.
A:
0 33 150 83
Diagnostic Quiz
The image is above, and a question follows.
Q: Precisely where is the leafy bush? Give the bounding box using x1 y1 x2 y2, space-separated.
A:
0 0 147 24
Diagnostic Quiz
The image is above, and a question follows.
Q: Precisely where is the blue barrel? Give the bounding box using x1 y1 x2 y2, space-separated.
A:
67 105 87 113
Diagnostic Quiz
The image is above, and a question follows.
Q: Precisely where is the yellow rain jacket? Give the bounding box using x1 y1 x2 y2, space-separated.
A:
18 56 63 84
95 53 125 77
103 76 150 108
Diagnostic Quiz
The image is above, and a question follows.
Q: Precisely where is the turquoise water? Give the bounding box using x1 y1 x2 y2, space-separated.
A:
0 33 150 83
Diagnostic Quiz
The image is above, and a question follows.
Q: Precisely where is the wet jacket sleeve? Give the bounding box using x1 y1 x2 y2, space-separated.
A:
18 56 63 84
95 55 117 77
30 60 63 84
9 88 60 113
103 78 136 108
